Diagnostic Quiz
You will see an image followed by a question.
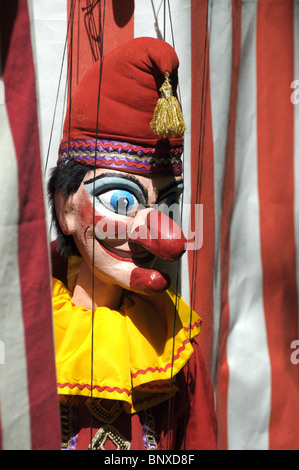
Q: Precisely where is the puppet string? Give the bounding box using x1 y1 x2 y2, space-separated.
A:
90 0 106 449
165 0 185 449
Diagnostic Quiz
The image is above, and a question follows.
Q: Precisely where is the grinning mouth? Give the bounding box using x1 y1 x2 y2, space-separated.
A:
97 238 155 264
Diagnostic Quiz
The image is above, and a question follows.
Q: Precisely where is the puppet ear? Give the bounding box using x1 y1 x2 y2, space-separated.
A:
54 191 76 235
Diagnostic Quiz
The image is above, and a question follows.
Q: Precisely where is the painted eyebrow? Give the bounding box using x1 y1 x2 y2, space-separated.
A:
156 179 184 203
84 172 149 202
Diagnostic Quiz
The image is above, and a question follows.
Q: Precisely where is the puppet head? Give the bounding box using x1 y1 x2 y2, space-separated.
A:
49 37 187 298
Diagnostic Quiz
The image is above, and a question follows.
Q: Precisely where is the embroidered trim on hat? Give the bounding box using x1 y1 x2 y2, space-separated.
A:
57 139 183 175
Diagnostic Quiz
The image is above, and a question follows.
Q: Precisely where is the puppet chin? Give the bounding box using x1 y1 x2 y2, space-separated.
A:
129 267 171 294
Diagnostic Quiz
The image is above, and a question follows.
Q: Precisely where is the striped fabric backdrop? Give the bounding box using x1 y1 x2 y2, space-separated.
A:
0 0 60 450
1 0 299 450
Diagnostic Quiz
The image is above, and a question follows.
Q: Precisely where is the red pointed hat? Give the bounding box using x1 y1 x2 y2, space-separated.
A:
58 37 185 175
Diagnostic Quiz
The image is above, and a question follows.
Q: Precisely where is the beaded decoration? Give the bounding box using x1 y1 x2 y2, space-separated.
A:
141 408 158 450
85 398 123 424
89 424 131 450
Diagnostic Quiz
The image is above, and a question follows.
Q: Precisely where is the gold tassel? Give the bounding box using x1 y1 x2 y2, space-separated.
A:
150 72 186 139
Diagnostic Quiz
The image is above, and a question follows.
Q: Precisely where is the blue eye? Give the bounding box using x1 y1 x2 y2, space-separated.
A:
84 175 147 215
96 189 140 216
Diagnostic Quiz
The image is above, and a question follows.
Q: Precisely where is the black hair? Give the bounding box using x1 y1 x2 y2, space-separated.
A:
47 160 90 258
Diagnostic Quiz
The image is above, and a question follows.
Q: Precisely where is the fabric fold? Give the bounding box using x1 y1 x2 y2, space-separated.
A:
53 275 201 413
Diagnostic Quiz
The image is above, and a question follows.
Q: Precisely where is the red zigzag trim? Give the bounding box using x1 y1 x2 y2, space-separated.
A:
131 338 190 378
69 157 182 171
57 382 132 396
58 334 195 392
60 140 183 155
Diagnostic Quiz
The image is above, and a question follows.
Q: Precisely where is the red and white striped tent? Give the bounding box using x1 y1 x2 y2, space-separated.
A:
0 0 298 450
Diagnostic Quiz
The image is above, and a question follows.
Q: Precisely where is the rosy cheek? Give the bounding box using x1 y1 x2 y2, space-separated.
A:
78 198 94 225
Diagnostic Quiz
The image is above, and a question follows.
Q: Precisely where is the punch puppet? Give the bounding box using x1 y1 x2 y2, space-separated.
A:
48 37 217 450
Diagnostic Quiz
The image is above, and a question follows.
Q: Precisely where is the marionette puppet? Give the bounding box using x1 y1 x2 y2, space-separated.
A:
48 37 217 450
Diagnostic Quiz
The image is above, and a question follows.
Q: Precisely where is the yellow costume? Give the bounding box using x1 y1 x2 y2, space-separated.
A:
52 259 201 414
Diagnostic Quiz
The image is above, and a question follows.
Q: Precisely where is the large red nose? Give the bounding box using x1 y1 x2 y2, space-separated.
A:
128 209 186 261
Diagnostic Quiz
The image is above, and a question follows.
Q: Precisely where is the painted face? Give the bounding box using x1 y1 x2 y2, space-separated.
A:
62 168 186 295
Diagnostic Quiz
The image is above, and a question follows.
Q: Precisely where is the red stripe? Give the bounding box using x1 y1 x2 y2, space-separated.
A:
189 0 215 374
216 1 242 450
2 0 60 449
256 0 299 449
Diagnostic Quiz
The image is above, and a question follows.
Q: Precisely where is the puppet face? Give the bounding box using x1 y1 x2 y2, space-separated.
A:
57 168 186 295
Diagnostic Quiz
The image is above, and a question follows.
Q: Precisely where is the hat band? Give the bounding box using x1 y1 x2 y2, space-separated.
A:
57 139 183 175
